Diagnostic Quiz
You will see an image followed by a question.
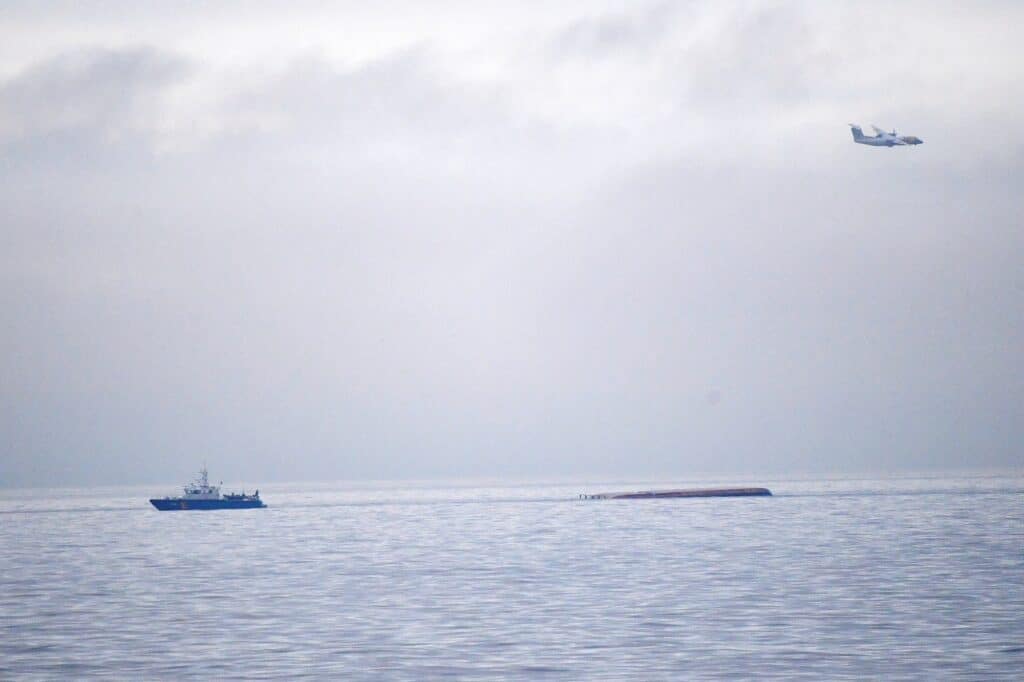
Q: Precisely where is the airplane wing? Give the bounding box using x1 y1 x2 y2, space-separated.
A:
871 124 886 136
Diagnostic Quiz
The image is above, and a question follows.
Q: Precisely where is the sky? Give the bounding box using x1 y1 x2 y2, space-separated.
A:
1 1 1022 486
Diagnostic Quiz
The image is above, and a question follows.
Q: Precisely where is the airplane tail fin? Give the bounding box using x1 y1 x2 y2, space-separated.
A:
849 124 864 141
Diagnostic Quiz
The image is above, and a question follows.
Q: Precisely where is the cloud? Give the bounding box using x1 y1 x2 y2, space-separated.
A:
680 4 834 110
0 46 189 142
548 3 677 59
226 50 518 170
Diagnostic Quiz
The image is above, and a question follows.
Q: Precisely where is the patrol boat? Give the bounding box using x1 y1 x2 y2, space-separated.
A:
150 467 266 510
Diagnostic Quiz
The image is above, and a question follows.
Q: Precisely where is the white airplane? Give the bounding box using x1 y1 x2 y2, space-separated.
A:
849 124 923 147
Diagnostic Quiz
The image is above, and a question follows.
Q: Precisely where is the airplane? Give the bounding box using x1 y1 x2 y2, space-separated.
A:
849 124 923 147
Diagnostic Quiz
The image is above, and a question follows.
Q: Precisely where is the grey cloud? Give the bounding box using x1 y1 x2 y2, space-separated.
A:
681 5 834 110
228 51 518 166
0 47 189 141
238 51 468 128
548 3 677 59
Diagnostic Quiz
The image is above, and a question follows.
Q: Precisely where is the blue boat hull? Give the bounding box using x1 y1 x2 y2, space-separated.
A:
150 498 266 510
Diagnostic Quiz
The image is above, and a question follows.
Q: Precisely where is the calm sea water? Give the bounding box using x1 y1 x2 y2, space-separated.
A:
2 474 1022 680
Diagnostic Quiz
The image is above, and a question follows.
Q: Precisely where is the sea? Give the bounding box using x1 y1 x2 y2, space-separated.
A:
2 473 1022 680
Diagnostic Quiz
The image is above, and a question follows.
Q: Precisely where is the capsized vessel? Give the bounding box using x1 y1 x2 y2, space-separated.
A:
579 487 771 500
150 467 266 510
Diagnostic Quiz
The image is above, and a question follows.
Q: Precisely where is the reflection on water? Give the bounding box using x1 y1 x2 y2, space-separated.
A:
2 474 1022 679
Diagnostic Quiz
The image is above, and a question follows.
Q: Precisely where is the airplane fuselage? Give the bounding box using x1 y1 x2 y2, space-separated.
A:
850 125 923 147
857 136 901 147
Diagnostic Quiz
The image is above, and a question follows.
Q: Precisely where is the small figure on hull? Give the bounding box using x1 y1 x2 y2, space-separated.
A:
150 467 266 510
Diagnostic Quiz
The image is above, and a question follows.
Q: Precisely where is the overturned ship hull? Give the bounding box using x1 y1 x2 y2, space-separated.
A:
581 487 771 500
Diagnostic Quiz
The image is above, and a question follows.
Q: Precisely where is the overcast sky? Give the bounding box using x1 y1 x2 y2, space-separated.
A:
2 1 1022 486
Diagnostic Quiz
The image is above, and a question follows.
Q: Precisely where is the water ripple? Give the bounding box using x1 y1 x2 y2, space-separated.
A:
1 474 1022 679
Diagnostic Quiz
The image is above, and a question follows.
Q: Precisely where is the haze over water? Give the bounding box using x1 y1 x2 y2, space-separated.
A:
3 473 1022 679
